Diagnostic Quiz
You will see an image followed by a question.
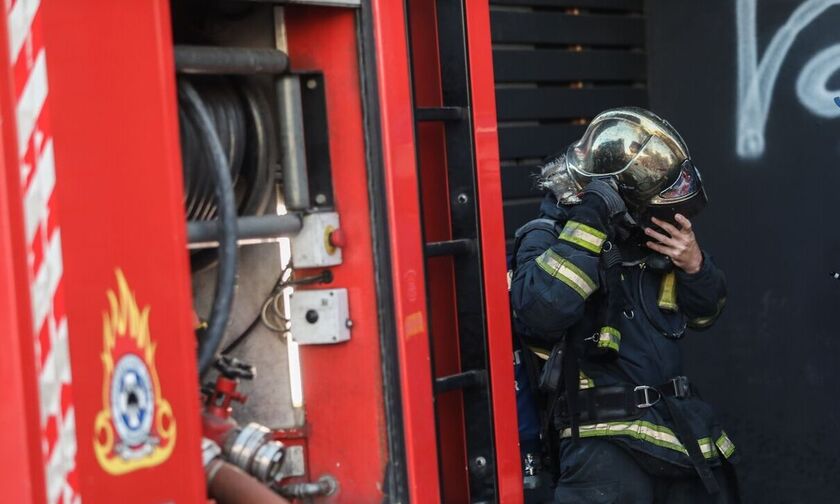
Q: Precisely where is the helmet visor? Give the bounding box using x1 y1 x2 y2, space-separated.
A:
650 159 703 205
643 159 707 223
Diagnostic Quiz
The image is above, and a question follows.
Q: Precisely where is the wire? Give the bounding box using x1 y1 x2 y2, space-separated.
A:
220 268 333 355
179 79 239 377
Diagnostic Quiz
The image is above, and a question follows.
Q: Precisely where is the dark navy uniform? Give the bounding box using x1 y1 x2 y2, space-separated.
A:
510 194 738 503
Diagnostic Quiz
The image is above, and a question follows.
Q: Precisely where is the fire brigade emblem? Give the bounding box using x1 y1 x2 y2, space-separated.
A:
94 269 176 474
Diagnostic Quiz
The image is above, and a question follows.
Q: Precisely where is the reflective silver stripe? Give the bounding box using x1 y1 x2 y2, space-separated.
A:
597 326 621 351
715 431 736 458
535 249 597 298
559 220 607 254
561 420 722 459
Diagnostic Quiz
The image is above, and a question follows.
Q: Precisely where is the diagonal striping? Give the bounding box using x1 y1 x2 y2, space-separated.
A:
15 47 46 157
6 2 79 501
45 406 77 504
24 138 54 243
30 229 62 333
6 0 40 63
38 315 70 423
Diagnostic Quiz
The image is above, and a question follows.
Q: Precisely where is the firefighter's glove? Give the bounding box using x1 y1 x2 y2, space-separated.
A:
582 178 626 219
570 178 628 239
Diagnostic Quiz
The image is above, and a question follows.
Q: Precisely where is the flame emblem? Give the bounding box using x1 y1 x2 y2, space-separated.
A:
94 269 176 474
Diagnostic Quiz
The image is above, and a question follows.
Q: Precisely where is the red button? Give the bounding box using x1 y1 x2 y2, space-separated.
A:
329 228 347 248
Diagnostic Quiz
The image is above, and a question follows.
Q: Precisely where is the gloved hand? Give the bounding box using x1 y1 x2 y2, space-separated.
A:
567 178 628 239
581 178 627 219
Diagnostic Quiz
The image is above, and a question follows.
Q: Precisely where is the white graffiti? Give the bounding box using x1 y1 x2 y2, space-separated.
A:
737 0 840 158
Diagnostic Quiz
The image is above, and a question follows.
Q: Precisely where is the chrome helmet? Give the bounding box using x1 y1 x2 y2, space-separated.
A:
550 107 707 222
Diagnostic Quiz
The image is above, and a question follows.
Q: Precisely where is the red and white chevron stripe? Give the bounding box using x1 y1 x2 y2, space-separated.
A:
5 0 79 502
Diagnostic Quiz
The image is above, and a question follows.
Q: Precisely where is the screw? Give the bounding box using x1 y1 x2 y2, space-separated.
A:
474 456 487 468
345 319 353 329
307 79 318 90
305 310 319 324
456 193 469 204
315 193 327 205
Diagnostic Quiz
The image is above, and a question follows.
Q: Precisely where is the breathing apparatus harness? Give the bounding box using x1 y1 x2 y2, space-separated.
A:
513 216 719 494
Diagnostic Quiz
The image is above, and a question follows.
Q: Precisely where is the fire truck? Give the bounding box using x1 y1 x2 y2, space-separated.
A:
1 0 526 501
9 0 840 501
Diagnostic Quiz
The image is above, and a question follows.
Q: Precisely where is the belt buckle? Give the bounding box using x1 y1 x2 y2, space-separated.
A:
634 385 661 408
671 376 690 399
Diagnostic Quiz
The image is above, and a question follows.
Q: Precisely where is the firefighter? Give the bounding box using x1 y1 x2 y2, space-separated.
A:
509 108 739 503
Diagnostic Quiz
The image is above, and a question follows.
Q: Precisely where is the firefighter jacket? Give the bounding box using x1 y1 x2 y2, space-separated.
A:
510 193 737 470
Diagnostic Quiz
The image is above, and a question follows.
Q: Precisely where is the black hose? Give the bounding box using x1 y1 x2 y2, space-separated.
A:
179 77 275 274
178 79 239 376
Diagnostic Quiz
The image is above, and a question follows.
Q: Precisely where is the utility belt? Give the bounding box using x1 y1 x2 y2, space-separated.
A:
556 375 693 425
555 374 721 495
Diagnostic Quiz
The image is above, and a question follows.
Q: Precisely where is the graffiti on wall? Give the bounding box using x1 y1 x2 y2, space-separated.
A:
736 0 840 159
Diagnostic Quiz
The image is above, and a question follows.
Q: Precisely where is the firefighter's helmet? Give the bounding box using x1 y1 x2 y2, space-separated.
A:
563 107 707 221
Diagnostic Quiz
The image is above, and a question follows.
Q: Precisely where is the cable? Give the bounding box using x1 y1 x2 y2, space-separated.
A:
179 79 239 377
221 269 333 355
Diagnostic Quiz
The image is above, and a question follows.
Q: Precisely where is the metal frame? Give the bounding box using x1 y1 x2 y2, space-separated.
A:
358 0 409 500
406 0 523 500
365 0 445 500
464 0 523 500
246 0 361 7
433 0 500 497
283 5 442 501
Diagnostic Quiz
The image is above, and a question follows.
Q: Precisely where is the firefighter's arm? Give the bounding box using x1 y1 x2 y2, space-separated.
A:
643 214 726 329
510 184 621 337
675 251 727 329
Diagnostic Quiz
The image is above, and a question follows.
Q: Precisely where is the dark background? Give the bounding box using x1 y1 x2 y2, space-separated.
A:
491 1 840 502
648 1 840 502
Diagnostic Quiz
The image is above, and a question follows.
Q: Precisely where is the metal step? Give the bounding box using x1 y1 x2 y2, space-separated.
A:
425 238 474 257
415 106 467 122
434 370 487 394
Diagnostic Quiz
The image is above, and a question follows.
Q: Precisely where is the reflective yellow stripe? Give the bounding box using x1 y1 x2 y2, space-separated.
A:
536 249 597 299
559 220 607 254
698 437 716 458
561 420 722 460
715 430 736 458
658 272 679 311
579 370 595 390
597 326 621 352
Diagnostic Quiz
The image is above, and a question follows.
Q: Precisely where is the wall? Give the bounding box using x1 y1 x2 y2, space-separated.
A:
489 0 649 245
646 1 840 502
